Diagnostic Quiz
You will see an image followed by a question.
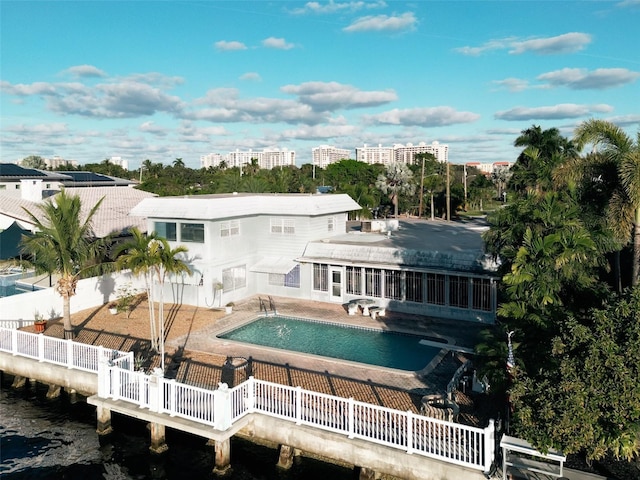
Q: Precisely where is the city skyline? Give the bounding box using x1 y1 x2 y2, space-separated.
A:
1 0 639 170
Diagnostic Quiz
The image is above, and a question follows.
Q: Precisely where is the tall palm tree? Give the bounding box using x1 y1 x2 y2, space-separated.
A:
115 228 191 370
20 190 107 339
375 162 415 218
573 119 640 286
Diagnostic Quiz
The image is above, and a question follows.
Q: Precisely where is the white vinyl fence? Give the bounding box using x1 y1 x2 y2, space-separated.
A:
99 363 496 472
0 327 134 372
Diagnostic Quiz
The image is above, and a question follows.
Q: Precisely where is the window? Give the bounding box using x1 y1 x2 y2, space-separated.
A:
313 264 328 291
268 273 284 286
327 217 335 232
365 268 382 298
384 270 402 300
346 266 362 295
181 223 204 243
284 265 300 288
271 218 295 235
220 220 239 237
405 271 423 303
155 222 177 241
222 265 246 292
426 273 445 305
15 184 20 189
449 275 469 308
0 185 5 190
472 278 492 311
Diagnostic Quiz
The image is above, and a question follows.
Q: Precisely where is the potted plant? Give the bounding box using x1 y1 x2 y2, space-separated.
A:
225 302 234 314
34 311 47 333
108 302 118 315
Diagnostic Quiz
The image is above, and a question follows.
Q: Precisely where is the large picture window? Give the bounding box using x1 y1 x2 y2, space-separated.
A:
449 275 469 308
313 264 328 292
222 265 246 292
181 223 204 243
405 271 423 303
426 273 445 305
154 222 177 241
365 268 382 298
384 270 402 300
284 265 300 288
346 266 362 295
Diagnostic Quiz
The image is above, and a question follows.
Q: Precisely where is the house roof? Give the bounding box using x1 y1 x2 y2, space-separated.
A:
129 193 361 220
0 187 156 237
0 163 70 181
298 218 497 275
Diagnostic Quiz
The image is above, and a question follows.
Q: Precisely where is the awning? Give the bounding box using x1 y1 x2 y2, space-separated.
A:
250 257 298 275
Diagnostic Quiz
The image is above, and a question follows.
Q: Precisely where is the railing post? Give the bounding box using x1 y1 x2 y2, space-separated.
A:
11 329 18 355
406 411 414 454
97 358 109 397
348 397 355 439
295 386 302 425
483 419 496 474
66 338 74 369
112 367 121 401
38 333 45 362
245 376 255 412
214 383 232 431
148 369 163 412
168 379 177 416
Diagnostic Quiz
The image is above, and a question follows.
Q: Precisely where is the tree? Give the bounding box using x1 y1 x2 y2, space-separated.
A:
572 119 640 286
172 158 185 169
510 286 640 461
20 190 108 339
115 228 191 367
375 162 415 218
21 155 47 169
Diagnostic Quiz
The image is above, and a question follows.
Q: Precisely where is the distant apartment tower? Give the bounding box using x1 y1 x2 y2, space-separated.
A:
355 144 395 165
394 141 449 164
465 161 513 175
312 145 352 168
200 153 227 169
109 156 129 170
228 148 295 170
45 156 78 169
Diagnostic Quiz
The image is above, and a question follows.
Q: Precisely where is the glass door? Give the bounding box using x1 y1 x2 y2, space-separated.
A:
329 267 342 302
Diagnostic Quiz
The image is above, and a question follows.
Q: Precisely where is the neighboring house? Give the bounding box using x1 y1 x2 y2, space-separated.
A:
0 163 156 258
130 193 498 323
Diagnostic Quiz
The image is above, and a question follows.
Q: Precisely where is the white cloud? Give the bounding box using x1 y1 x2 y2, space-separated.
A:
537 67 640 89
64 65 107 78
214 40 248 51
492 78 531 92
281 81 397 111
262 37 295 50
240 72 262 82
343 12 416 33
139 121 169 137
495 103 614 121
509 32 592 55
616 0 640 7
279 123 360 141
456 32 592 56
290 1 386 15
363 107 480 127
0 80 58 96
178 123 230 143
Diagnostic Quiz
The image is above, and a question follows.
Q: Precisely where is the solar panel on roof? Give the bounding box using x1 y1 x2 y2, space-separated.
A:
58 171 112 182
0 163 47 177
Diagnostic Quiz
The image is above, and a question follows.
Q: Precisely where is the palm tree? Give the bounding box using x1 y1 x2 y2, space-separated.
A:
115 228 191 370
573 119 640 286
20 190 108 339
375 162 415 218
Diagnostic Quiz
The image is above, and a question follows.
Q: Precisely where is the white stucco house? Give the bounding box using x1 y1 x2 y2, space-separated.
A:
130 193 498 324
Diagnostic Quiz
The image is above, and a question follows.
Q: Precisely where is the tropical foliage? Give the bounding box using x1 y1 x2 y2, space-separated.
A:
20 190 110 338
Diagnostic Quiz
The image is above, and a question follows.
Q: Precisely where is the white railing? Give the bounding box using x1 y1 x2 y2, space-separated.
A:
99 364 495 473
0 326 134 373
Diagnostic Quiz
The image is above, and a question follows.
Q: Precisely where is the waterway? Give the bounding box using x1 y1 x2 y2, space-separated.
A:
0 374 355 480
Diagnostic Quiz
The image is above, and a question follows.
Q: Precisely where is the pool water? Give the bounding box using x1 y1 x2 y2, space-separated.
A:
218 316 443 371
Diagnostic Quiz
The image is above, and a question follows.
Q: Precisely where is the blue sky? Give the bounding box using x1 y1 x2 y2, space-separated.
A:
1 1 639 170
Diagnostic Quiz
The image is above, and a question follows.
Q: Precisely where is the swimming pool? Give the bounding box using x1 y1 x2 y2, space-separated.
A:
217 315 444 371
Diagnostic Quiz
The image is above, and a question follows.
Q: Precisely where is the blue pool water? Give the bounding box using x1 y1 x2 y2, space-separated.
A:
218 316 443 371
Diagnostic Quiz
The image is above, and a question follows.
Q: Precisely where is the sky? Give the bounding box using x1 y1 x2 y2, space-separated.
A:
1 1 639 170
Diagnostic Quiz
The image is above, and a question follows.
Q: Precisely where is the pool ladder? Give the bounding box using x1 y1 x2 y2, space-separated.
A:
259 296 278 316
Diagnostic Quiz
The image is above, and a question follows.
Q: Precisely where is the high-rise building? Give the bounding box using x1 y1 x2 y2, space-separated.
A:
355 144 395 165
201 148 296 170
109 156 129 170
394 141 449 164
312 145 352 168
200 153 227 169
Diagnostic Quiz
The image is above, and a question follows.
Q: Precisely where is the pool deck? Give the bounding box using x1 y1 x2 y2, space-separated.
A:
166 295 489 422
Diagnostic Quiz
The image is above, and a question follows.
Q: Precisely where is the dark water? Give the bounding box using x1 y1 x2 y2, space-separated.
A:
0 374 356 480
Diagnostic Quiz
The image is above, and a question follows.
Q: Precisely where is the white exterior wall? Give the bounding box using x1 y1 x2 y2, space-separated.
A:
312 145 351 168
355 144 395 165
